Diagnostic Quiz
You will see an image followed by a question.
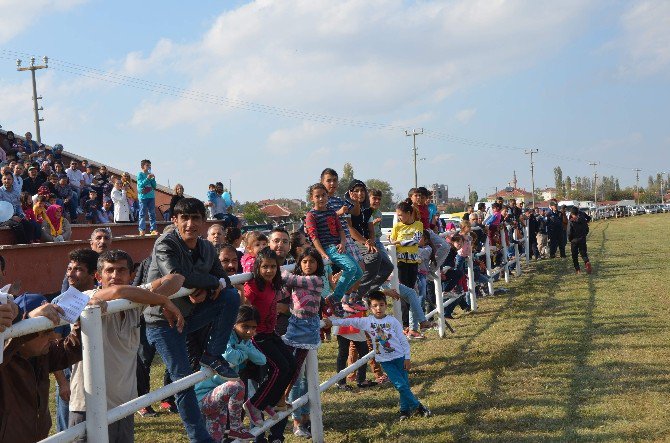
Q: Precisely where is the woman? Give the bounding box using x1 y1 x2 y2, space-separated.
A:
168 184 185 220
41 204 72 242
111 179 131 222
120 172 137 221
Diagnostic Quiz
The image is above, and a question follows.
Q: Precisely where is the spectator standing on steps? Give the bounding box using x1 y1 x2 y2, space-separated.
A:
137 159 158 236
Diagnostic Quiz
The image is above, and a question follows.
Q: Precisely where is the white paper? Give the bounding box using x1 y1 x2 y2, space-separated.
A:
53 287 90 324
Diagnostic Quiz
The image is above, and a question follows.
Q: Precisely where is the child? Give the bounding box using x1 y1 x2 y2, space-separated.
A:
241 232 268 273
388 200 423 335
84 189 99 223
567 206 592 274
334 309 376 390
20 192 41 243
325 291 432 420
243 247 297 425
194 306 265 441
305 183 363 316
205 184 217 219
120 172 137 221
455 221 472 273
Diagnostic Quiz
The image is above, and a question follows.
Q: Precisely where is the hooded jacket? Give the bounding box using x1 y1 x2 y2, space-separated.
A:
567 212 591 243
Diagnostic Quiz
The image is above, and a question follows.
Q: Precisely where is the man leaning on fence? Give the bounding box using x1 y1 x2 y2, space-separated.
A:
143 197 241 443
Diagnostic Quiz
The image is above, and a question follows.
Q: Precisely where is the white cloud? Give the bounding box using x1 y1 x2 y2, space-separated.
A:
0 0 87 44
267 121 333 152
456 108 477 124
617 0 670 77
124 0 595 130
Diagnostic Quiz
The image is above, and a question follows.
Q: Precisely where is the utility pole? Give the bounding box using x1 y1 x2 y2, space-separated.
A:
633 168 642 205
589 161 598 206
16 56 48 144
405 128 423 188
659 172 666 204
467 184 471 205
524 149 539 208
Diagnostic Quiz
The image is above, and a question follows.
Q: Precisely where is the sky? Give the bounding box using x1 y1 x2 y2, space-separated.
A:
1 0 669 203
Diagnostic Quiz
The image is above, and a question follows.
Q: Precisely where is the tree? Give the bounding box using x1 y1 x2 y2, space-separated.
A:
468 191 479 205
241 202 267 225
565 176 572 199
365 178 394 211
554 166 564 198
338 162 355 196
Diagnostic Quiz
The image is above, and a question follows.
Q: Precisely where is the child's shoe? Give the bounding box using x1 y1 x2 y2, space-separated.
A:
228 427 255 441
406 330 426 340
399 410 412 421
263 406 277 419
585 261 592 274
293 424 311 438
415 403 432 417
243 399 264 427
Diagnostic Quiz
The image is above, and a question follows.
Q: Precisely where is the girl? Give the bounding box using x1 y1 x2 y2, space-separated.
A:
41 204 72 242
120 172 138 221
195 306 265 442
110 179 131 223
455 220 473 273
20 192 41 243
243 248 297 426
389 200 423 332
241 232 268 273
305 183 363 316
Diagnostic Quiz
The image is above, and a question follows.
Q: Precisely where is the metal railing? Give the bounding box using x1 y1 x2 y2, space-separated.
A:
1 238 531 443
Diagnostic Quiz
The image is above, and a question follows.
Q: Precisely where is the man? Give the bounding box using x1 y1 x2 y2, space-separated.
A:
206 223 226 248
92 165 110 203
23 165 44 195
525 208 540 260
462 205 474 221
509 199 522 222
1 294 80 443
12 163 24 192
96 197 114 224
23 131 39 155
0 171 34 243
137 159 158 235
66 160 85 217
62 227 113 292
68 249 184 443
205 182 225 220
546 201 566 258
567 207 592 274
144 197 240 443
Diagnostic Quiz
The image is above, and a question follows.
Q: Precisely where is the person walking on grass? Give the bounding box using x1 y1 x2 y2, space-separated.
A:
567 206 592 274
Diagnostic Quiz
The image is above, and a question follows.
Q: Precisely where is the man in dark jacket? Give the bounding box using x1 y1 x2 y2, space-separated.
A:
143 197 239 443
0 294 80 443
525 208 540 260
567 207 592 274
546 201 566 258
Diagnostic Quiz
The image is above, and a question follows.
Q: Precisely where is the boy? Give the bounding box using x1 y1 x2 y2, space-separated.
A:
137 159 158 235
567 207 592 274
84 189 99 223
324 291 432 420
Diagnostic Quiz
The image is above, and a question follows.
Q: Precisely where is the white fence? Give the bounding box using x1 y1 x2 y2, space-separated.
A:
2 231 532 443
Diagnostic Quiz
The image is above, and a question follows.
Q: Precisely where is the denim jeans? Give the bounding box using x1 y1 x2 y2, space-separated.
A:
325 244 363 301
138 197 157 232
380 357 420 412
399 283 426 330
416 273 427 311
289 372 309 419
145 288 240 443
55 367 71 432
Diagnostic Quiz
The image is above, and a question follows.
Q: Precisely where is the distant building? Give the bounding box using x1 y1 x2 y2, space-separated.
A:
260 204 293 225
430 183 448 205
486 171 533 204
541 188 557 201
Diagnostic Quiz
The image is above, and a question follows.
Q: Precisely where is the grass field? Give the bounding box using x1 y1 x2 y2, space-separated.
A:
53 214 670 442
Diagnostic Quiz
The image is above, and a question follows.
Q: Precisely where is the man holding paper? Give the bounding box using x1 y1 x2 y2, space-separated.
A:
67 249 185 443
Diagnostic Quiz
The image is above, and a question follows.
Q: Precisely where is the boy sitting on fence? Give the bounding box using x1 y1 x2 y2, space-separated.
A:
324 290 432 421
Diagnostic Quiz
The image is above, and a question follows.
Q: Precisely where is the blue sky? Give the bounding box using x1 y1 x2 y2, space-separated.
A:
1 0 669 202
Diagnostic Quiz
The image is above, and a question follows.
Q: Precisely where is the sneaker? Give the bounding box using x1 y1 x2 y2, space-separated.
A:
138 230 145 236
415 403 432 417
160 400 178 413
585 262 592 274
342 302 357 313
349 301 367 311
399 410 412 421
137 406 157 417
200 354 240 380
293 424 311 438
356 380 378 388
243 399 264 427
263 406 277 418
336 383 352 391
228 427 255 441
407 330 426 340
150 230 159 235
419 320 436 331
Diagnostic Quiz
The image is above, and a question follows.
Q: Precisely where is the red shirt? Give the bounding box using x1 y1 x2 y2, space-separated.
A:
417 204 430 230
244 280 278 334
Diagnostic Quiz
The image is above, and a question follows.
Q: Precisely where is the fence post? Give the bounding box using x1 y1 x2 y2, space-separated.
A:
500 227 510 283
432 274 445 338
80 305 109 443
514 243 522 277
467 254 477 311
386 245 402 323
484 236 494 296
524 223 530 265
305 349 324 443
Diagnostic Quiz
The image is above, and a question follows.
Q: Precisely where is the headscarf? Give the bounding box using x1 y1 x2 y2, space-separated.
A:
45 204 63 236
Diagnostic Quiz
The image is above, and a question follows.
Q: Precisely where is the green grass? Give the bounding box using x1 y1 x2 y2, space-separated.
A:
53 214 670 442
